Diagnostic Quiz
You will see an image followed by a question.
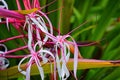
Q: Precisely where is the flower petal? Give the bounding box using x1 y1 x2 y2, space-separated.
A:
0 0 8 9
18 55 31 75
34 57 44 80
0 57 9 70
0 8 24 19
0 44 7 54
26 63 32 80
61 63 70 80
69 36 79 78
38 11 53 34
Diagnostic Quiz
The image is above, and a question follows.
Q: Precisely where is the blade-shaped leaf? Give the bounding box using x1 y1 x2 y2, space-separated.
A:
0 59 120 80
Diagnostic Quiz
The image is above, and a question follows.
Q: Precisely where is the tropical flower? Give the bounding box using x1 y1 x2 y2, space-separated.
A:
44 32 79 80
15 0 55 80
0 0 54 79
18 43 55 80
0 0 79 80
17 15 55 79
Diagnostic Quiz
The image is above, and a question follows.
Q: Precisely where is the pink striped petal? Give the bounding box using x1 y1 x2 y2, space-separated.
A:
0 8 24 19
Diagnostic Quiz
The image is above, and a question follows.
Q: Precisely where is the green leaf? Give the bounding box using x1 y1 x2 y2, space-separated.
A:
102 68 120 80
85 0 120 58
58 0 75 34
1 59 120 79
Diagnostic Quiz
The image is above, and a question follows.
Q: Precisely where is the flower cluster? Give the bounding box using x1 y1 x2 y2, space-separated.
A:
0 0 79 80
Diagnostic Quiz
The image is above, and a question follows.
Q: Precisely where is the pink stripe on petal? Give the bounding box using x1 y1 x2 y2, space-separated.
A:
33 0 40 8
0 8 24 19
16 0 21 10
23 0 31 10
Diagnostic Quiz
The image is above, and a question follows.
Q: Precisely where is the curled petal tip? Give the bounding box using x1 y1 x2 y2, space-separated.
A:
0 57 9 70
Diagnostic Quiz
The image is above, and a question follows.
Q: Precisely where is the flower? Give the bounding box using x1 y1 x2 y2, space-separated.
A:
18 39 55 80
15 1 55 79
45 33 79 79
0 44 9 70
0 0 79 80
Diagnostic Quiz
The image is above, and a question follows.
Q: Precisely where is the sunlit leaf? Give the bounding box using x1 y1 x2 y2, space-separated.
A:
1 59 120 79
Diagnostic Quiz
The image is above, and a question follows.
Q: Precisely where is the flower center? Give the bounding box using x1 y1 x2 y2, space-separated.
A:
31 51 38 58
57 36 64 43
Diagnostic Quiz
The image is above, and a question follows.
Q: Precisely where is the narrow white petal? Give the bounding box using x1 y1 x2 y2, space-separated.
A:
39 50 55 59
26 63 32 80
30 18 47 33
68 35 79 78
34 57 44 80
0 57 9 70
28 24 33 51
34 41 42 51
38 11 53 34
0 44 8 54
18 55 31 75
61 63 70 80
55 46 61 78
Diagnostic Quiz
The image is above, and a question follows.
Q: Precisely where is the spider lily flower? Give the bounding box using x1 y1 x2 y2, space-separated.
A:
21 1 78 78
18 40 55 80
24 11 53 44
45 33 79 79
0 44 9 70
0 8 25 30
0 0 53 49
1 0 54 78
19 22 54 80
16 0 53 34
0 0 53 44
0 0 80 79
17 16 55 80
0 0 53 32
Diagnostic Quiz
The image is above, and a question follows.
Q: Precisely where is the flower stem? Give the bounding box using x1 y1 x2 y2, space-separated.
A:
4 45 29 55
0 35 27 43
